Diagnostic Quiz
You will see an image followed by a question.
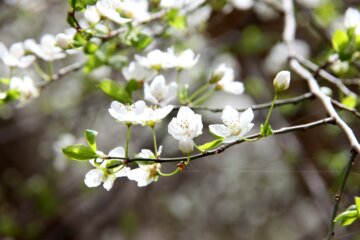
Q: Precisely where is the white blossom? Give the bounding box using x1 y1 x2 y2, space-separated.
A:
122 61 156 82
231 0 253 10
96 0 132 24
167 47 200 70
118 0 151 23
85 146 130 191
55 29 77 51
168 107 203 153
209 106 254 143
84 5 101 24
25 35 66 61
9 76 39 103
108 100 146 125
127 161 161 187
344 8 360 31
135 49 172 70
144 75 177 106
141 104 174 126
0 42 35 68
273 70 291 92
213 64 244 95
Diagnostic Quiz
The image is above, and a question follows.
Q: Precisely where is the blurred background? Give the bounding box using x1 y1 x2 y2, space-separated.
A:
1 0 360 239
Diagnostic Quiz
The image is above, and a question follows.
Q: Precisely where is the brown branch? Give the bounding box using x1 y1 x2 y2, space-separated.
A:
103 117 335 163
173 92 314 113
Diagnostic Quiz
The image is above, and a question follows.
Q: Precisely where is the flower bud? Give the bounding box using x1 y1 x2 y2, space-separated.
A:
55 33 71 49
273 70 290 92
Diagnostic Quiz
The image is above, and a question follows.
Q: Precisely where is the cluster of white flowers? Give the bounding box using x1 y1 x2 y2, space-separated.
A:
84 0 132 25
108 100 173 126
85 146 162 190
134 47 200 71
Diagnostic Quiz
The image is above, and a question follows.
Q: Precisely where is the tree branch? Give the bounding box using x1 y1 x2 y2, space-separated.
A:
103 117 335 163
327 149 358 240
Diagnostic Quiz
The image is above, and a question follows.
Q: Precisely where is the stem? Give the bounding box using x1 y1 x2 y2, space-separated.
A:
176 70 182 102
188 83 210 101
264 93 278 125
159 167 180 177
9 67 14 78
192 89 215 106
48 61 53 77
33 62 50 81
125 124 131 159
327 149 358 240
151 126 158 157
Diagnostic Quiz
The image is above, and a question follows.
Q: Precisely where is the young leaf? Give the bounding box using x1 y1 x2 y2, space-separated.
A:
334 204 359 226
332 30 349 53
260 122 273 137
342 95 357 108
355 197 360 214
131 33 153 51
98 80 132 103
125 80 142 97
106 160 122 169
165 9 187 30
198 139 224 151
63 144 98 160
84 129 98 152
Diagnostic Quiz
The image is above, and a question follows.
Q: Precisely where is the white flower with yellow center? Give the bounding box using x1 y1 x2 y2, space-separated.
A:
167 47 200 70
141 104 174 126
209 106 254 143
144 75 177 106
118 0 151 23
135 49 172 70
122 61 156 82
168 107 203 153
84 147 130 191
108 100 146 125
127 151 161 187
9 76 39 103
213 64 244 95
25 35 66 61
0 42 35 68
96 0 132 24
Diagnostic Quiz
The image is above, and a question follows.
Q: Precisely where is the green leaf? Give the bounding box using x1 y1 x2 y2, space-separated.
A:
260 122 273 137
62 144 98 160
84 129 98 152
84 41 99 54
198 139 224 151
73 32 89 48
334 204 359 226
125 80 142 97
332 30 349 53
105 160 122 169
355 197 360 214
67 12 78 28
165 9 187 30
84 54 103 73
0 89 20 104
98 79 132 103
69 0 97 11
342 95 357 108
130 33 153 51
0 78 10 85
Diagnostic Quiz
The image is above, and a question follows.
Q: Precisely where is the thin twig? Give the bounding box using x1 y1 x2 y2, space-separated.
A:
327 149 358 240
103 117 335 163
173 92 314 112
294 55 356 97
36 61 85 89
